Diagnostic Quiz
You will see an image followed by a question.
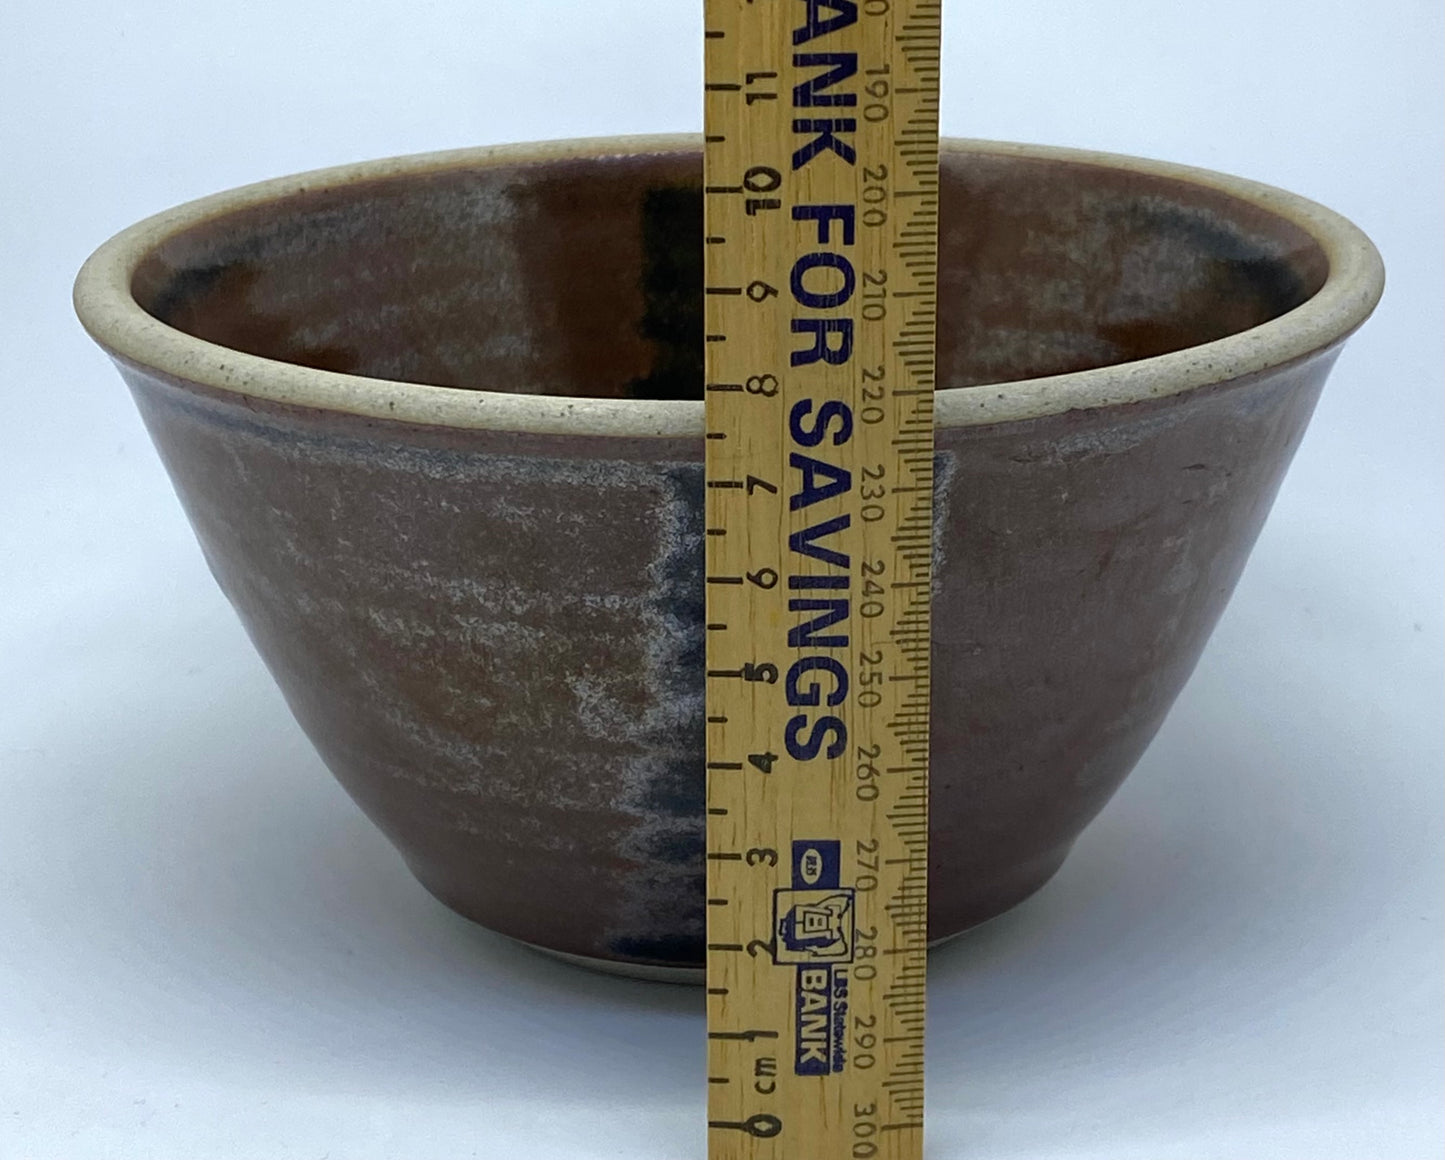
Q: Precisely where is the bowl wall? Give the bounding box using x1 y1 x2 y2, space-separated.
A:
128 147 1328 402
80 139 1377 973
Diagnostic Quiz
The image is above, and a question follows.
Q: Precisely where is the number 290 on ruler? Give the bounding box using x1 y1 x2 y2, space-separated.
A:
703 0 942 1157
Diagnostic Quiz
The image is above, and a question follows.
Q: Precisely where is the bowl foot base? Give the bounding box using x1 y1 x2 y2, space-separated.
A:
511 846 1072 984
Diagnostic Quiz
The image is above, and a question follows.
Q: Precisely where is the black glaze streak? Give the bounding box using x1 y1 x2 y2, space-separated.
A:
137 247 362 376
639 754 707 819
141 257 250 325
644 827 708 867
611 930 709 964
626 186 706 401
655 463 708 682
611 463 708 965
1227 253 1314 316
1123 199 1316 315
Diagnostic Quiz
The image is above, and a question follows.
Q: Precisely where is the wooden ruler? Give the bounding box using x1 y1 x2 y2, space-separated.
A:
702 1 942 1157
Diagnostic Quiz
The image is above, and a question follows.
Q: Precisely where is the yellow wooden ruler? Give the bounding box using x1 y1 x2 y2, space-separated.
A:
702 1 942 1156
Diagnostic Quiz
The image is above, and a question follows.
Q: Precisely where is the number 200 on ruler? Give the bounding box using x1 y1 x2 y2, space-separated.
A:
702 0 942 1158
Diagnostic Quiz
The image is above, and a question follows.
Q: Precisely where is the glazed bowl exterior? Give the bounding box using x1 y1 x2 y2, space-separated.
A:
74 136 1383 978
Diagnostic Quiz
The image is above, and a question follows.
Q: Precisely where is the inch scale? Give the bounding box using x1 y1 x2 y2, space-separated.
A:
702 1 942 1157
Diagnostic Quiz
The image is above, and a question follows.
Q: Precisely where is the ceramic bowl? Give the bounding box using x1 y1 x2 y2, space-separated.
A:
74 136 1383 980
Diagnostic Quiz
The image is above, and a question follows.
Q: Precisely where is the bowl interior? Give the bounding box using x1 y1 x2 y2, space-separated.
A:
130 148 1329 400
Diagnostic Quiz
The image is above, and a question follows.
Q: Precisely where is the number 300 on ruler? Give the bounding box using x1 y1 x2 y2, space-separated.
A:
702 1 942 1158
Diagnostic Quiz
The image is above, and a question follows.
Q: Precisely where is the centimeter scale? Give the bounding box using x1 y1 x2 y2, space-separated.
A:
702 1 943 1157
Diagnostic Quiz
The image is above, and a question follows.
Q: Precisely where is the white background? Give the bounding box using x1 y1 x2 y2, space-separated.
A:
1 2 1440 1157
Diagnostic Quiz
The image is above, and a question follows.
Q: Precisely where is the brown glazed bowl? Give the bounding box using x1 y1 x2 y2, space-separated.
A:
75 136 1382 981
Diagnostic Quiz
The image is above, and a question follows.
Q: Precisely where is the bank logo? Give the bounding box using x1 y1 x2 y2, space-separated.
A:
774 889 855 963
783 841 852 1075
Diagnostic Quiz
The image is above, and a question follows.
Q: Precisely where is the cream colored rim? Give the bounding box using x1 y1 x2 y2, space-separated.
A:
74 134 1384 437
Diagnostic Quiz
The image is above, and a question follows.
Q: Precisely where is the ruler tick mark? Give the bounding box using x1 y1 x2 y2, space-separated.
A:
704 0 938 1150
